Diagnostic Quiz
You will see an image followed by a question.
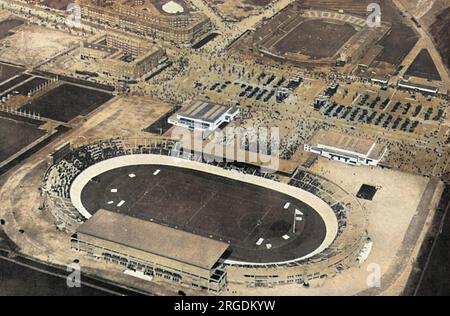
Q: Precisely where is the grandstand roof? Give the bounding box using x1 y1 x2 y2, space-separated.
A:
398 80 438 93
308 130 386 160
178 101 238 123
76 209 229 270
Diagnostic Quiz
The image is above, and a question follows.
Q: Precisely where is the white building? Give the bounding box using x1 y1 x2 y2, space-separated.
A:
304 130 387 166
398 80 438 95
371 77 389 85
168 101 239 132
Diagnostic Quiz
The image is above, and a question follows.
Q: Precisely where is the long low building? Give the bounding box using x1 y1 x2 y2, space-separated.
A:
398 80 439 95
71 209 229 292
304 130 387 166
168 101 239 132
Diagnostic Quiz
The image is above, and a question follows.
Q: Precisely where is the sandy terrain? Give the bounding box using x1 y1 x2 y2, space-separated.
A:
0 25 79 67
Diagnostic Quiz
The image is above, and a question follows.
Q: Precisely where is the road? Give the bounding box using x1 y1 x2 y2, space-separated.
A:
191 0 296 52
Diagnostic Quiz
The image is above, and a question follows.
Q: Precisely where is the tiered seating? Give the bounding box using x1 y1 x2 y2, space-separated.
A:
44 137 282 202
288 169 349 238
42 137 367 270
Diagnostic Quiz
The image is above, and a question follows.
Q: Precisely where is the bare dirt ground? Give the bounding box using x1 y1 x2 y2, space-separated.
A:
374 0 419 67
420 0 449 26
226 158 441 295
0 18 24 40
429 7 450 71
205 0 272 21
0 24 79 67
397 0 441 20
78 96 173 141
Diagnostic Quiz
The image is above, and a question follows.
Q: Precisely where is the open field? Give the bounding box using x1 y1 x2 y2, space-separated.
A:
373 0 419 67
0 63 23 83
0 254 112 296
12 77 49 96
405 48 442 81
273 20 356 59
420 0 450 26
429 7 450 71
19 84 113 122
0 25 78 67
0 73 30 96
0 116 46 163
0 18 24 40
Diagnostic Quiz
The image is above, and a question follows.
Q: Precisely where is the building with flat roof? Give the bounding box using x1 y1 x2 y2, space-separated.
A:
71 209 229 292
79 31 167 81
78 0 213 44
168 101 239 132
304 130 387 166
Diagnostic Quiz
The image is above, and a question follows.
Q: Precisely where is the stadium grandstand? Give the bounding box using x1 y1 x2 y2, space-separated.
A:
42 137 368 290
304 130 387 166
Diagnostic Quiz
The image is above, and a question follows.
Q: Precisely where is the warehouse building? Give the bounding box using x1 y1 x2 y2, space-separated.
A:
168 101 239 132
304 130 387 166
71 209 229 292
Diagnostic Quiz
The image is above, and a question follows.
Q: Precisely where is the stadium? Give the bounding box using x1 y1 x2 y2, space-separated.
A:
41 137 369 291
254 6 390 67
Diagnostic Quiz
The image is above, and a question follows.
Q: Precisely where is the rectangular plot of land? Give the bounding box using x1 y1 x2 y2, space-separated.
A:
13 77 49 96
273 20 357 59
375 20 419 66
0 19 24 40
0 63 24 83
0 74 31 95
0 116 46 162
19 84 113 122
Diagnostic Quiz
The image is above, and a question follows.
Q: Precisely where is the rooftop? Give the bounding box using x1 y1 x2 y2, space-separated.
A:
308 130 386 160
83 42 119 55
178 101 237 123
398 80 438 92
76 209 230 270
